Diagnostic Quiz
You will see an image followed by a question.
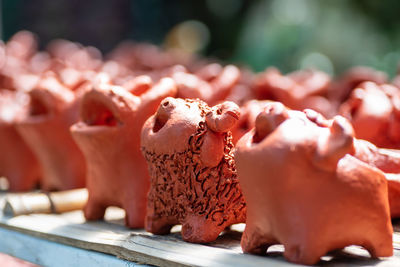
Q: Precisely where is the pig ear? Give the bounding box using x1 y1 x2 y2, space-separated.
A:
314 116 355 171
253 102 288 143
206 101 240 133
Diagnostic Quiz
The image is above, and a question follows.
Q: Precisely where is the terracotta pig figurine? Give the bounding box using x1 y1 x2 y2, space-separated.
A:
16 73 86 191
0 90 40 191
340 81 400 149
329 66 387 103
231 100 273 144
235 102 393 265
252 68 334 118
71 75 177 228
141 97 246 243
172 65 241 106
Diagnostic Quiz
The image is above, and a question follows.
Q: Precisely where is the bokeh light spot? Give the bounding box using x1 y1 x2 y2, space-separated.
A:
165 20 210 54
300 52 334 75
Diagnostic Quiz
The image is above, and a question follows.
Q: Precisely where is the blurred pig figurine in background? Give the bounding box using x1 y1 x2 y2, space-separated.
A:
340 82 400 149
230 100 273 144
252 68 334 118
0 90 40 191
17 72 86 191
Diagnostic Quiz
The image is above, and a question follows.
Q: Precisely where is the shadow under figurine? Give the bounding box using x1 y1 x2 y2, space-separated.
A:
16 73 86 191
141 97 246 243
235 102 393 265
0 90 41 191
71 75 177 228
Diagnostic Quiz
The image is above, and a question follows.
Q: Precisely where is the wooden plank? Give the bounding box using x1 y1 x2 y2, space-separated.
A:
1 193 400 266
0 227 147 267
0 209 291 267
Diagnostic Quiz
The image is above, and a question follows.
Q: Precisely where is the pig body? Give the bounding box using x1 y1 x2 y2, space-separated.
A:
71 76 176 228
141 98 246 243
235 102 393 265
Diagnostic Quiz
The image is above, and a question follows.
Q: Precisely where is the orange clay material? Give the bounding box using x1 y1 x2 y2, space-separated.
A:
172 64 240 105
230 100 274 144
252 68 334 118
235 102 393 265
0 90 40 191
329 66 387 103
340 82 400 149
71 75 177 228
352 139 400 218
16 73 86 191
141 97 246 243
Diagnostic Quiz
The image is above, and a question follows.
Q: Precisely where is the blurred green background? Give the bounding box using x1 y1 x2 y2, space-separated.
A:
3 0 400 77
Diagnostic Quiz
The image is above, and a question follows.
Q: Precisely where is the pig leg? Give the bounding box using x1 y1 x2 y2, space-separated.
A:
241 225 277 255
283 241 324 266
181 214 228 243
84 198 106 221
124 200 146 228
145 215 173 235
362 230 393 258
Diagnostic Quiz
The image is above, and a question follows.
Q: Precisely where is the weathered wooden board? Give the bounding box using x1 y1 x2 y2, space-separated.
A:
1 193 400 267
0 227 146 267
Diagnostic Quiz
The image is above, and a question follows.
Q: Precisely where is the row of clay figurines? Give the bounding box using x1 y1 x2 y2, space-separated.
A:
2 76 399 265
1 31 400 265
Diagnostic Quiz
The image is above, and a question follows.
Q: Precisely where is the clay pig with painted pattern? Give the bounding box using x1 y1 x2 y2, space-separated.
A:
141 97 246 243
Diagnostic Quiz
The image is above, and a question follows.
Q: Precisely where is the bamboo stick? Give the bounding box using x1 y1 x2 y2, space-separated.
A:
3 188 88 216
